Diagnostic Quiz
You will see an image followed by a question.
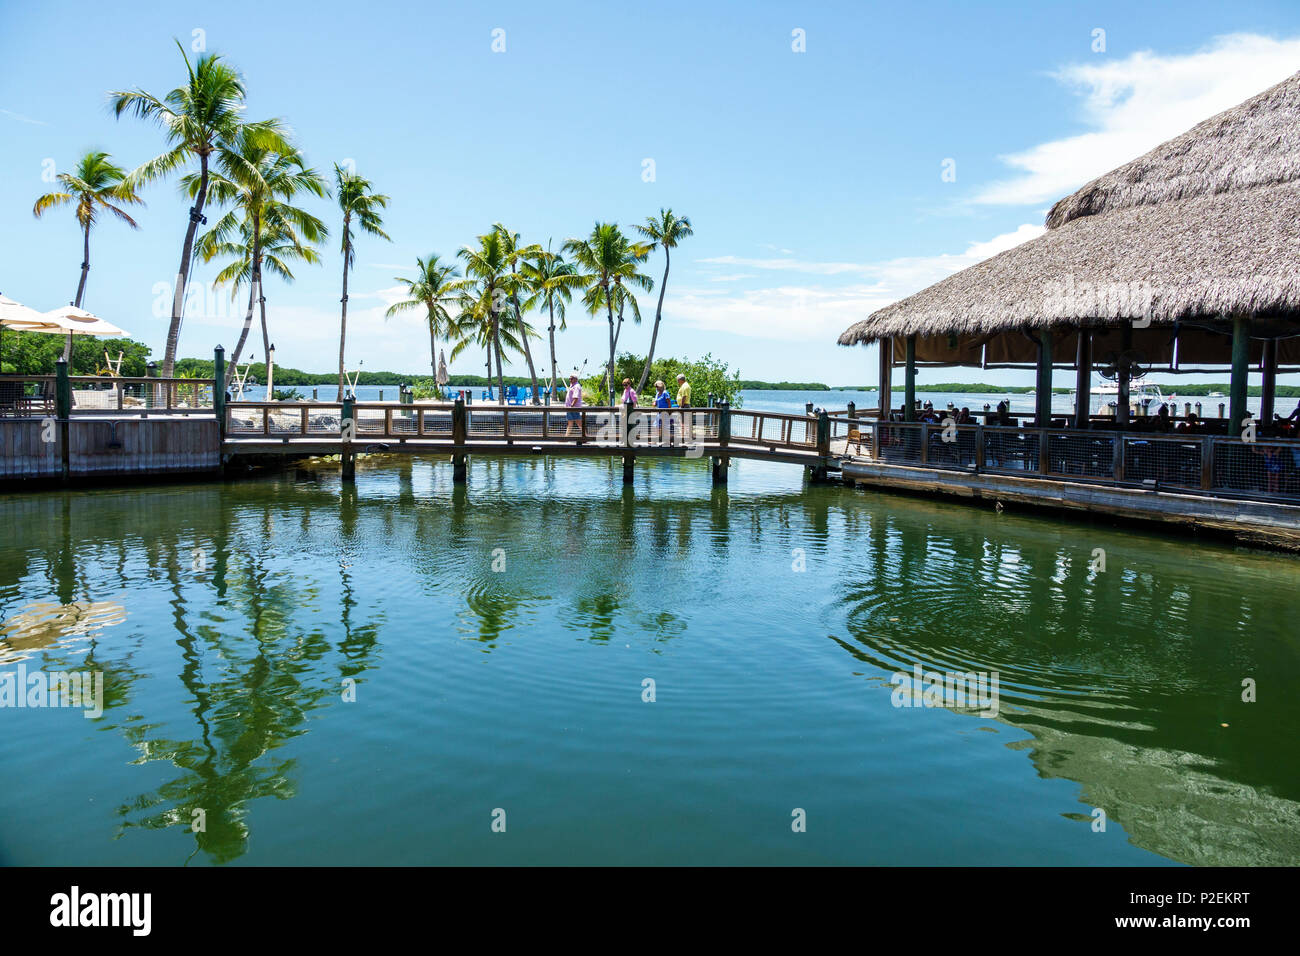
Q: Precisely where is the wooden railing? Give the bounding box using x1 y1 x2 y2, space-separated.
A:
0 374 215 417
221 401 846 458
852 420 1300 503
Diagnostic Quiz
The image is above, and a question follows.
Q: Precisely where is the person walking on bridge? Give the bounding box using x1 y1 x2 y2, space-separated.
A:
675 373 692 445
564 372 583 438
652 379 670 443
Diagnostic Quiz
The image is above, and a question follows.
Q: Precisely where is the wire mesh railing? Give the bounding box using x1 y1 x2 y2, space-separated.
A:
0 375 215 416
845 418 1300 503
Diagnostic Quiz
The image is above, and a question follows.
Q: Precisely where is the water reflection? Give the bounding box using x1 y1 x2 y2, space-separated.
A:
834 506 1300 865
0 460 1296 865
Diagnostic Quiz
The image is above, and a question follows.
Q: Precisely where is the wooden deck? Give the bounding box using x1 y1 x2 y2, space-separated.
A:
838 420 1300 550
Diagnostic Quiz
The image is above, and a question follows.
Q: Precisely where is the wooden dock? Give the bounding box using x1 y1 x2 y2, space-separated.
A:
838 419 1300 550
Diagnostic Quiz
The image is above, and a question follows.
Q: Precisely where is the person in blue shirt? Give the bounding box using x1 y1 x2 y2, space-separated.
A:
652 379 671 443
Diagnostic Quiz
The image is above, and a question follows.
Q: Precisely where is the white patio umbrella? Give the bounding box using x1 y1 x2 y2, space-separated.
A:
437 350 448 386
38 306 129 364
0 294 63 372
0 294 57 329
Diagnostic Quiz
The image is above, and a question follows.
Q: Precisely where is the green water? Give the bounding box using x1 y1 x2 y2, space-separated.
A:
1 455 1297 865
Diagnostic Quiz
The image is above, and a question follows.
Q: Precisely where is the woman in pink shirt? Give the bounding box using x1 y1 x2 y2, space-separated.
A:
564 373 583 437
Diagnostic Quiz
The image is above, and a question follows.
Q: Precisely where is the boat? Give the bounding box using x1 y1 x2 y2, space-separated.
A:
1078 376 1180 417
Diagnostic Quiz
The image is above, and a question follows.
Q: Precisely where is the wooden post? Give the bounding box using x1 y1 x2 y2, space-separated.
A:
1229 313 1250 434
55 357 71 481
904 335 917 422
341 394 355 482
1035 329 1053 426
712 400 731 485
623 455 634 484
809 409 831 482
452 396 467 483
1260 337 1277 425
1117 324 1133 427
213 345 226 439
878 337 892 421
55 357 71 421
623 399 634 447
1073 330 1091 430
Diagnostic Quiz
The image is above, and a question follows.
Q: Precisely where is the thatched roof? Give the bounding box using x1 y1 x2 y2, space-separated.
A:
840 70 1300 349
1046 70 1300 228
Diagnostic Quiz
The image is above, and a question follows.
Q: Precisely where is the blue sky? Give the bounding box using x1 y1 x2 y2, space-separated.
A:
2 0 1299 387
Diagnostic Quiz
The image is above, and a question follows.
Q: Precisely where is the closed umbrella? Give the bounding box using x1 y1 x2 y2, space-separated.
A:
437 349 448 399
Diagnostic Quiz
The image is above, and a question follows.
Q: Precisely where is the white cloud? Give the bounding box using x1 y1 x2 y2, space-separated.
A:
675 225 1043 340
972 33 1300 207
0 107 47 126
697 255 872 276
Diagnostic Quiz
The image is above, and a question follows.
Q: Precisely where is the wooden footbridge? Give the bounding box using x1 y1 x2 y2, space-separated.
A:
223 397 862 484
0 359 865 484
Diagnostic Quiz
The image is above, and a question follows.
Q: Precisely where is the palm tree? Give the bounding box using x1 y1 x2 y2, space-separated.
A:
201 219 323 391
563 223 652 402
192 134 327 387
110 41 290 378
633 209 693 392
521 241 584 398
494 224 545 403
32 150 143 360
458 229 524 401
385 254 464 392
332 164 390 400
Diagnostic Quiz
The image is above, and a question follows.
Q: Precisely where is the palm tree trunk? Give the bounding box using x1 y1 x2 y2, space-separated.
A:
637 247 670 393
226 282 258 390
493 316 505 401
337 227 350 401
605 280 616 404
65 222 91 362
515 303 540 404
547 299 558 398
227 225 262 389
163 152 210 379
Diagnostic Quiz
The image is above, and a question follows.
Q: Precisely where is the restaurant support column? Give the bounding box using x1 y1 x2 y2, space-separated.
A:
1229 313 1250 433
1073 330 1091 429
1260 337 1277 425
1117 325 1132 427
877 337 892 420
904 335 917 423
1035 329 1053 426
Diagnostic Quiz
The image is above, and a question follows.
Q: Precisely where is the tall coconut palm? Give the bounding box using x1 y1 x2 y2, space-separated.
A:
493 224 546 403
201 219 323 392
448 294 526 399
32 150 144 360
192 135 327 386
332 164 390 400
563 223 652 402
110 41 290 378
458 229 524 401
633 209 693 392
385 254 465 391
521 241 584 397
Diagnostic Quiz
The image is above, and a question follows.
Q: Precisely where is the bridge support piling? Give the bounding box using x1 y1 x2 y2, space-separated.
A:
711 456 729 485
622 454 634 484
452 396 467 484
341 449 356 482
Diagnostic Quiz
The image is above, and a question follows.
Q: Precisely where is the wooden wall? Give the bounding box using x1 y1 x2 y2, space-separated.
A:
0 418 220 482
0 421 61 479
